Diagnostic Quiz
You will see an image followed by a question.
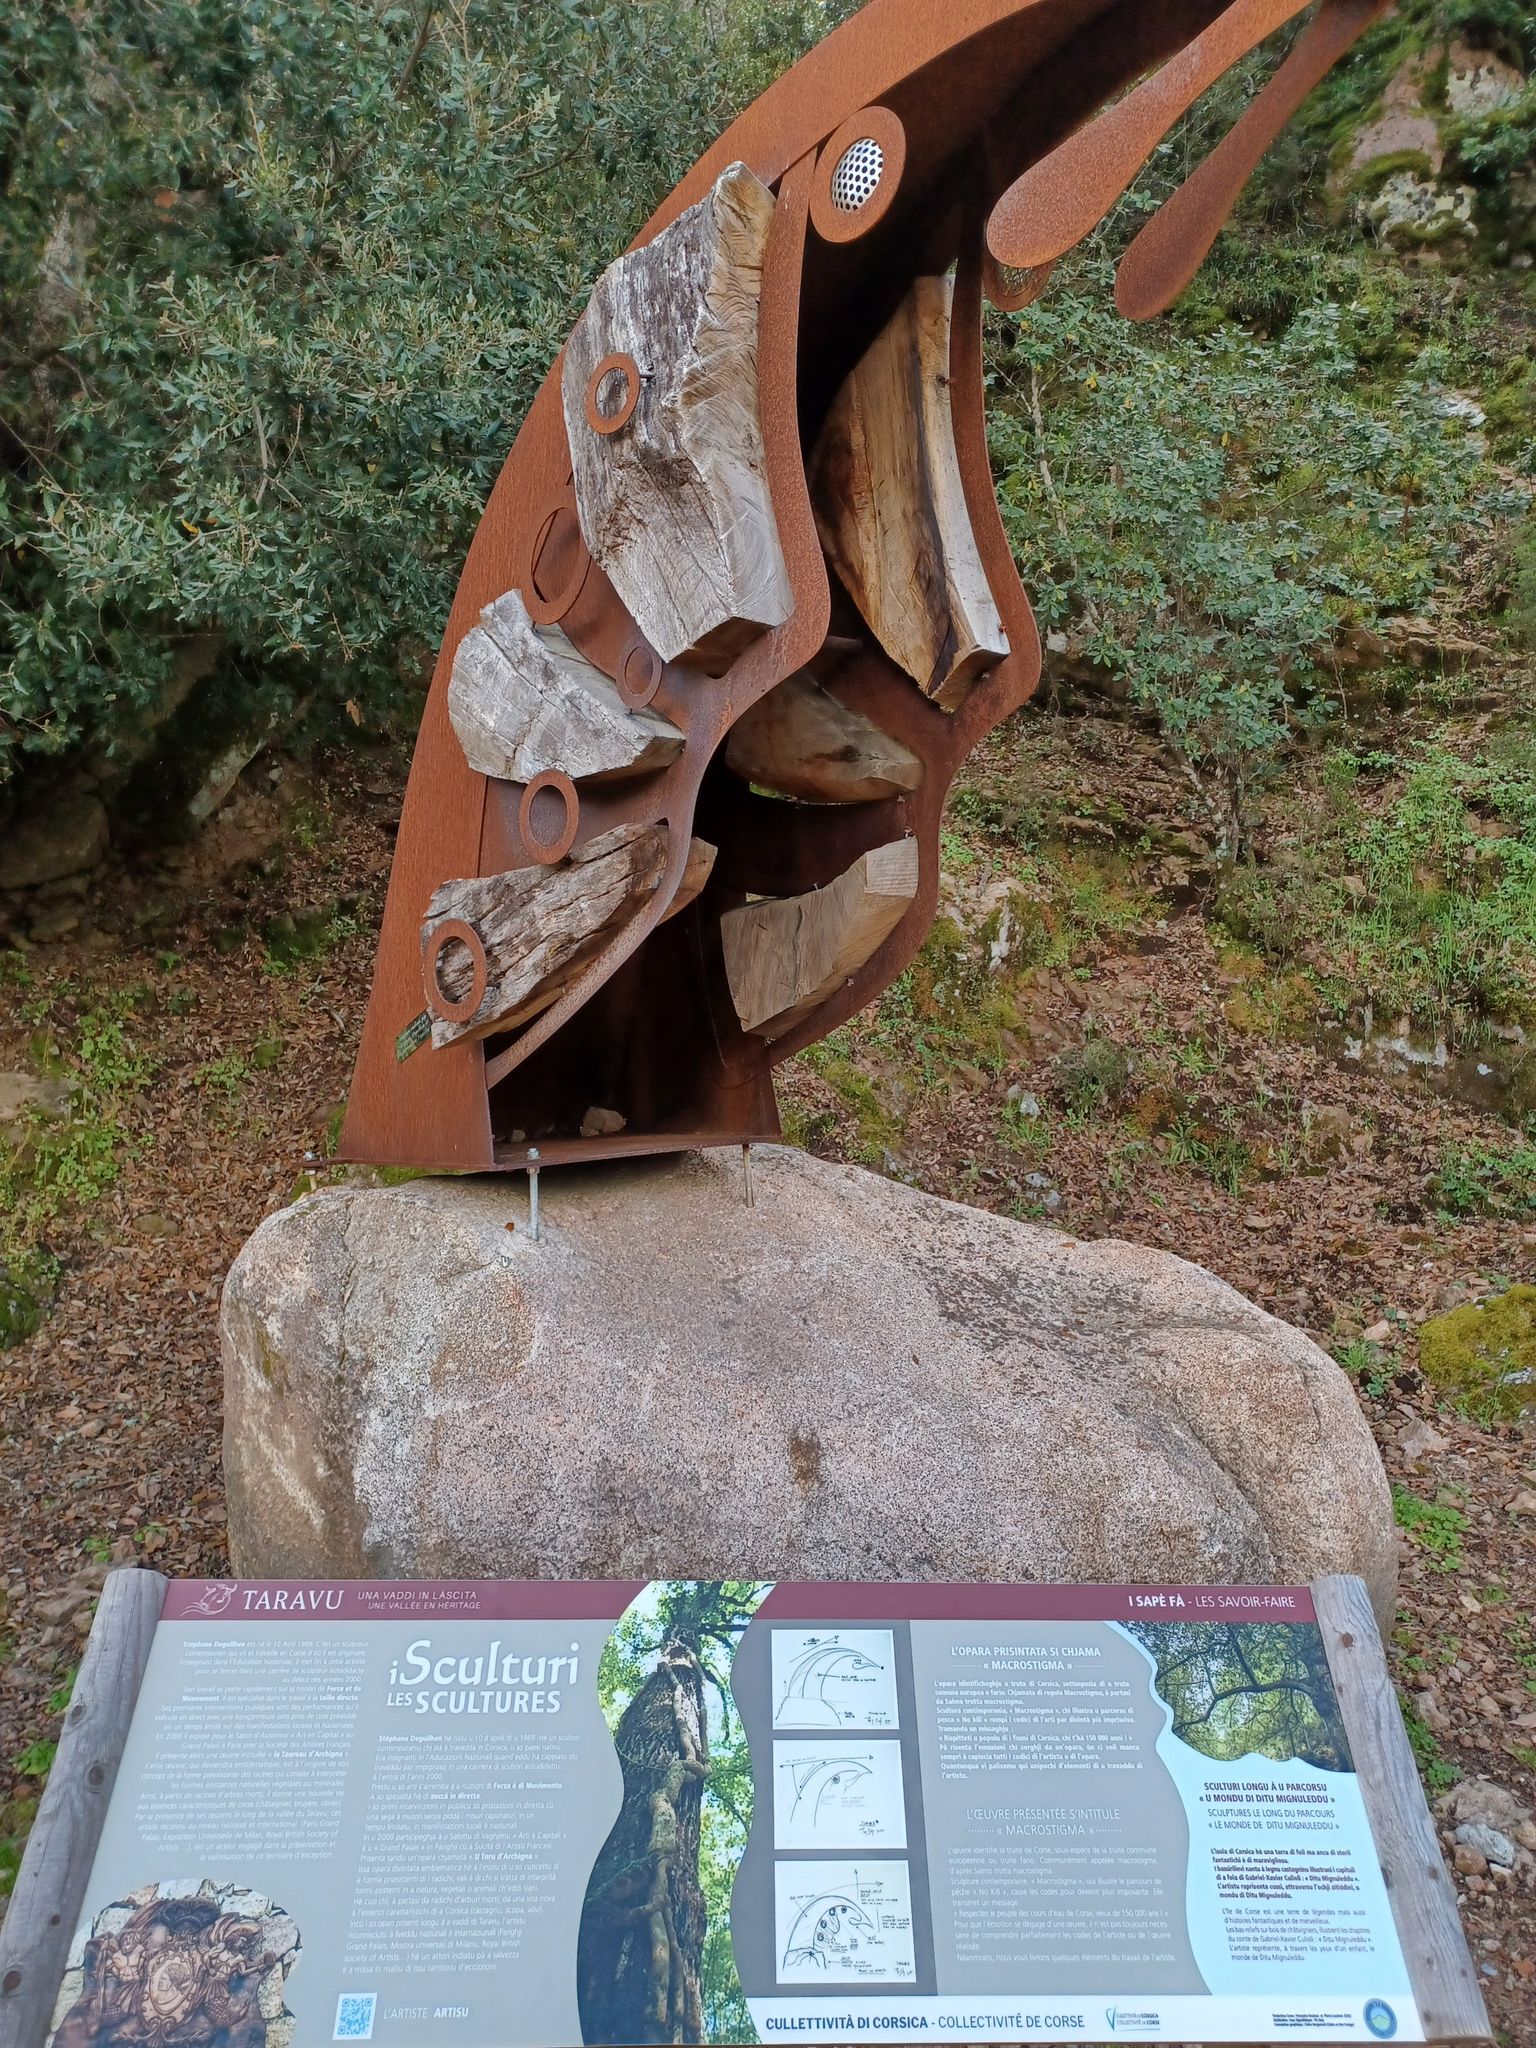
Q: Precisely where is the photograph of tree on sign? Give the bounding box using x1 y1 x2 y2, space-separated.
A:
1126 1621 1354 1771
578 1584 772 2048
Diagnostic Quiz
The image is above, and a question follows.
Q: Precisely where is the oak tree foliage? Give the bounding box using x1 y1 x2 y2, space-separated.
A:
1126 1620 1353 1772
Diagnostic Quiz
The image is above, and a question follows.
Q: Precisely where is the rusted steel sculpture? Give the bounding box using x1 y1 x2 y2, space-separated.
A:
340 0 1390 1174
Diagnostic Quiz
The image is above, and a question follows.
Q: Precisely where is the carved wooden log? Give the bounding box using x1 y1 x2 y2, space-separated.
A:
424 824 670 1047
721 838 920 1039
424 831 717 1050
810 274 1008 709
561 163 792 671
724 670 924 804
664 836 717 921
449 590 683 785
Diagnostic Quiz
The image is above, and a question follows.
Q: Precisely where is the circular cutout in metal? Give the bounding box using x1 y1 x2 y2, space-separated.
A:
424 918 487 1026
519 770 579 865
584 352 640 436
811 106 905 244
524 488 589 626
984 250 1056 313
618 641 663 710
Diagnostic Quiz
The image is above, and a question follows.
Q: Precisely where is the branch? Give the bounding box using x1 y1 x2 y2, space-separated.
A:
330 6 438 187
1175 1676 1321 1733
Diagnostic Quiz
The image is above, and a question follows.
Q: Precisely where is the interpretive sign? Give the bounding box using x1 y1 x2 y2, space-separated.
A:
0 1577 1489 2048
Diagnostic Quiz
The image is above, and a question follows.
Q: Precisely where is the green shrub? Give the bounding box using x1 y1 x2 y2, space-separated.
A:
990 281 1516 852
0 0 838 797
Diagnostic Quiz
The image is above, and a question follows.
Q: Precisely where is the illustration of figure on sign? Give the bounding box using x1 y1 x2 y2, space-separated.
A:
771 1629 899 1730
48 1881 299 2048
773 1862 915 1985
772 1739 908 1851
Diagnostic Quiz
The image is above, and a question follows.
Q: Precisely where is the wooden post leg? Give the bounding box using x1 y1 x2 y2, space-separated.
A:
1311 1575 1491 2047
0 1568 167 2048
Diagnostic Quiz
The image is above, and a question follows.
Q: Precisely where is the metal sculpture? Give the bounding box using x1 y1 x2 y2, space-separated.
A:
340 0 1391 1175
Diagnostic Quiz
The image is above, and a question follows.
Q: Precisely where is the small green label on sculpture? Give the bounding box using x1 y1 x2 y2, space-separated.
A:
395 1010 432 1062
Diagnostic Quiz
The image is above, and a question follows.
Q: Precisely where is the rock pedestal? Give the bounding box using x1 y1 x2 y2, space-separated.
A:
222 1148 1396 1620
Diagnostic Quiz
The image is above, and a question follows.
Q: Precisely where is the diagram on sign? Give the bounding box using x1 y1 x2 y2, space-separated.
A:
772 1740 907 1851
771 1629 899 1730
774 1862 916 1984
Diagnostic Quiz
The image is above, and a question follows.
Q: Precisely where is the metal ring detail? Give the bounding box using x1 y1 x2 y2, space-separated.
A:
524 488 590 627
424 918 488 1026
519 770 580 865
810 106 906 244
618 641 663 710
584 353 641 435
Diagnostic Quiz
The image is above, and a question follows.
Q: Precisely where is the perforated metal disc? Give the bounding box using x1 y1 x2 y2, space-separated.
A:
830 137 884 213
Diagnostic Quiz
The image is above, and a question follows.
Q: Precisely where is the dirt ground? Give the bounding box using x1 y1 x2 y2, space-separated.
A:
1 715 1532 2039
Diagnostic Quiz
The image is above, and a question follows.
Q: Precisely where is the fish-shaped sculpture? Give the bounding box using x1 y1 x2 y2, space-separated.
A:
340 0 1391 1175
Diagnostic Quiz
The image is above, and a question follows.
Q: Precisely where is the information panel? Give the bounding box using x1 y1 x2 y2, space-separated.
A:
51 1580 1421 2046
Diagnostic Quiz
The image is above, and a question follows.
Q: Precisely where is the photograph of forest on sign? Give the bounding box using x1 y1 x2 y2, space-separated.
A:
1125 1621 1354 1772
577 1583 772 2047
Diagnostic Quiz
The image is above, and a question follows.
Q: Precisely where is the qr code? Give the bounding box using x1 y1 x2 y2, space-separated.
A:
334 1993 377 2040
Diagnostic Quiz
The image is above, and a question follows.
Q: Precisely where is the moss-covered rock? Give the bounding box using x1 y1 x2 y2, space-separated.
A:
1419 1286 1536 1423
1327 28 1533 261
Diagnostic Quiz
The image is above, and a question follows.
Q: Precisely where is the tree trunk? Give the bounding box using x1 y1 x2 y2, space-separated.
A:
578 1644 711 2046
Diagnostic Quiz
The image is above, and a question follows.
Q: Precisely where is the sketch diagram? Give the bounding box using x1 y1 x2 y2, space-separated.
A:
783 1894 871 1971
774 1862 915 1985
772 1740 907 1851
789 1755 873 1825
771 1628 899 1730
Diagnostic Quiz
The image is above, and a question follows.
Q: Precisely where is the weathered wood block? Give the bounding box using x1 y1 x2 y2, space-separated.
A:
666 835 717 922
448 591 683 786
724 669 924 803
722 837 919 1039
561 163 792 670
811 274 1008 708
424 824 670 1047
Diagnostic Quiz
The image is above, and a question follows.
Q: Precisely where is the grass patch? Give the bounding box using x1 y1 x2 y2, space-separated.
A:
1335 1336 1392 1401
790 1035 905 1168
1391 1484 1470 1573
1431 1136 1536 1220
1398 1692 1462 1796
0 973 155 1349
1222 737 1536 1038
1166 1114 1251 1196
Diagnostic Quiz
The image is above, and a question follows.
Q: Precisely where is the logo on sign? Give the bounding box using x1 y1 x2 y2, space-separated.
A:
1105 2011 1160 2034
1364 2001 1398 2040
184 1581 238 1617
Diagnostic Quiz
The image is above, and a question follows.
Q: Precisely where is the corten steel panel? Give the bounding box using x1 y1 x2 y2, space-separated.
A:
339 0 1389 1176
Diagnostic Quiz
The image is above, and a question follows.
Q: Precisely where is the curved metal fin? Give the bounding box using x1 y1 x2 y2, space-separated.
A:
1116 0 1393 321
986 0 1320 273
